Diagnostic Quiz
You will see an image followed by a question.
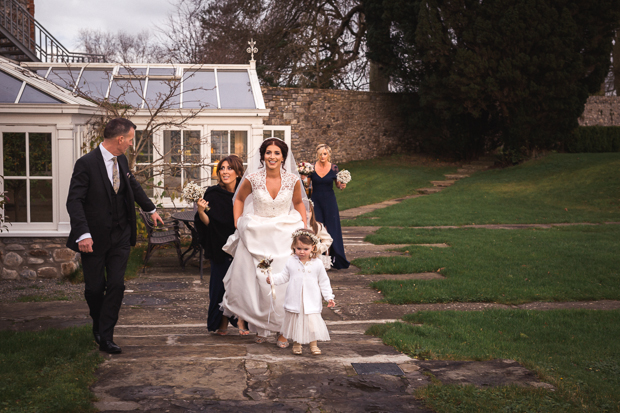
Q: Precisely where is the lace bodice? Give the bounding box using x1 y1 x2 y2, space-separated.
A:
247 169 299 217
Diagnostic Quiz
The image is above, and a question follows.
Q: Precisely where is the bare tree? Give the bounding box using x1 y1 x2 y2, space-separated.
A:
155 0 368 89
155 0 210 64
77 29 160 63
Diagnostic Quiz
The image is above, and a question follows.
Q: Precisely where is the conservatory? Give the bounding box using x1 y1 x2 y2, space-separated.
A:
0 56 284 237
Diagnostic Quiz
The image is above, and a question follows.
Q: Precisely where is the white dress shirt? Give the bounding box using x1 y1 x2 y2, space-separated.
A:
77 143 154 243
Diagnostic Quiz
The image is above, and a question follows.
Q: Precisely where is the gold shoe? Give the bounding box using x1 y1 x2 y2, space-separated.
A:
292 343 302 355
310 342 321 355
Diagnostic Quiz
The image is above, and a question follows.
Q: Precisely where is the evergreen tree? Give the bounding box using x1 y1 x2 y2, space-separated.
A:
365 0 620 159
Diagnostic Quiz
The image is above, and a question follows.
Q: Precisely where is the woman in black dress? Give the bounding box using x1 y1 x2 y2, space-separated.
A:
310 144 350 269
195 155 249 335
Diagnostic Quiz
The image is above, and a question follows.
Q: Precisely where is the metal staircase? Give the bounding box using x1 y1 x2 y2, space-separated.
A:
0 0 105 63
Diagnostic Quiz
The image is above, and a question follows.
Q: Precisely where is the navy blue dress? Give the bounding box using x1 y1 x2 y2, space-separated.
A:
310 164 350 269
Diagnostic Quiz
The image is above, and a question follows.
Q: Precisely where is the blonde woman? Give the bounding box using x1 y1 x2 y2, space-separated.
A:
309 144 350 269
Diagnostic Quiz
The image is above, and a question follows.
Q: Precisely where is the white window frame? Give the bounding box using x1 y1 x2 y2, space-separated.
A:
262 125 291 147
206 124 253 187
0 126 57 232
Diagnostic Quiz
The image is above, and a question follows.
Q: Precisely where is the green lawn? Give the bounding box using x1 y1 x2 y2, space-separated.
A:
0 326 103 413
354 225 620 304
368 310 620 412
344 153 620 226
334 155 457 210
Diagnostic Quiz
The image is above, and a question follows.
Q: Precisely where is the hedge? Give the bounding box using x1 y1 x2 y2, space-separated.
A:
566 126 620 153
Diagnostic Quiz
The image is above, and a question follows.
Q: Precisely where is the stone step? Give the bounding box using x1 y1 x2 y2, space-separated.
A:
416 187 442 194
444 174 469 180
431 180 455 187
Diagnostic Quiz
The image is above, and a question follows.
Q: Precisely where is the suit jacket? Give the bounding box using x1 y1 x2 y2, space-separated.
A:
66 146 155 254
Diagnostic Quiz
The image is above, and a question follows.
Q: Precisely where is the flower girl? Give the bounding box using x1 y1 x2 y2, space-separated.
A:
266 229 335 355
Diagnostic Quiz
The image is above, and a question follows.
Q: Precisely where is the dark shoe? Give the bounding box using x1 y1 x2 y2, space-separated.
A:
99 340 122 354
93 330 101 345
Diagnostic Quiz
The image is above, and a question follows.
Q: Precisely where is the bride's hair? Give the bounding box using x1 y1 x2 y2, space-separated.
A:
260 138 288 171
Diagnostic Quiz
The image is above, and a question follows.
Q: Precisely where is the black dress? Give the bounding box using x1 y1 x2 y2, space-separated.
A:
194 185 238 331
310 164 350 269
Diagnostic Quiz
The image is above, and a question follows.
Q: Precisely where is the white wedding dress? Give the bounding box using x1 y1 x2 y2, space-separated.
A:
220 168 304 337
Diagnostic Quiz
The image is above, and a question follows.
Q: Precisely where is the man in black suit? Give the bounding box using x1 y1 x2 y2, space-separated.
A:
67 118 163 354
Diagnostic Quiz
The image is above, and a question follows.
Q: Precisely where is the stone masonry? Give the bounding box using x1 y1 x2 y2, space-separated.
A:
579 96 620 126
262 87 412 163
0 237 79 280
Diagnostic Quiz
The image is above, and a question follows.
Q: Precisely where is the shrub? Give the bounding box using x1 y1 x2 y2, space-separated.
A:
566 126 620 153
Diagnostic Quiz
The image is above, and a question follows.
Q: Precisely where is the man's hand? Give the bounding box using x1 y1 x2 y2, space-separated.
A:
151 212 164 226
78 238 94 253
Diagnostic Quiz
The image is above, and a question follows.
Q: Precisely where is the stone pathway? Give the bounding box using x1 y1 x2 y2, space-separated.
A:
3 157 617 410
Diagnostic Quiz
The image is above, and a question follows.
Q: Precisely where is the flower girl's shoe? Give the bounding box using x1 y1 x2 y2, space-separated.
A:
292 342 302 355
310 341 321 355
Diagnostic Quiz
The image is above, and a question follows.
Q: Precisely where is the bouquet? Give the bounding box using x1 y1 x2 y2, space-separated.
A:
182 181 203 203
258 256 276 300
336 169 352 184
297 161 315 176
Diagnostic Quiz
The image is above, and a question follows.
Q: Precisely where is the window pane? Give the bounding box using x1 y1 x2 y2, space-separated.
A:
4 179 27 222
263 130 272 140
19 85 62 104
109 79 144 107
30 180 53 222
273 130 285 140
77 70 111 100
230 131 247 162
182 70 217 109
211 131 228 163
217 70 255 109
35 69 49 78
164 130 182 163
29 133 52 176
145 79 180 109
46 68 80 90
135 131 153 164
3 132 26 176
0 71 23 103
149 67 176 76
118 67 147 76
165 166 182 200
135 168 155 198
184 131 201 164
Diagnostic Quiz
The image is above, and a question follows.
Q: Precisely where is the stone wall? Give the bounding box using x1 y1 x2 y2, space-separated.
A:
579 96 620 126
0 237 80 280
262 87 411 163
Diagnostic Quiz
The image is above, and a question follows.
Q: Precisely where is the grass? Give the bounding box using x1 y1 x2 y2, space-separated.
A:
333 155 457 210
367 310 620 412
354 225 620 304
0 326 103 413
344 153 620 226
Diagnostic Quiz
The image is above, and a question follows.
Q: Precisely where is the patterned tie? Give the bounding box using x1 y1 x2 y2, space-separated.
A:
112 157 120 194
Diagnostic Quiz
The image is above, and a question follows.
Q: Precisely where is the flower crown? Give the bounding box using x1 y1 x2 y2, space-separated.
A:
292 229 320 245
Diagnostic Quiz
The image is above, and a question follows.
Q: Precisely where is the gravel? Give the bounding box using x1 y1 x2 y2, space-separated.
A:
0 279 84 303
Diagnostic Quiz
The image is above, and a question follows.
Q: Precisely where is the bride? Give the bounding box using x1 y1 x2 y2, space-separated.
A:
221 138 308 346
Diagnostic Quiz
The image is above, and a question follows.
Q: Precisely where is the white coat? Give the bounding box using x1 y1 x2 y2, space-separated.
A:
316 223 333 254
271 255 334 314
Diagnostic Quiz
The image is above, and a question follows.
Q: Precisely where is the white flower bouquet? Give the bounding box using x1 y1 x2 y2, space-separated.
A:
336 169 351 184
297 161 315 176
182 181 204 203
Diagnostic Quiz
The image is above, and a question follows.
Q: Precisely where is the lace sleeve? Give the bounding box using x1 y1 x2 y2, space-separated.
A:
281 171 299 191
246 171 264 191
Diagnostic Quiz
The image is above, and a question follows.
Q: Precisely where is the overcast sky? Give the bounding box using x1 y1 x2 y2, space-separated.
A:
35 0 175 51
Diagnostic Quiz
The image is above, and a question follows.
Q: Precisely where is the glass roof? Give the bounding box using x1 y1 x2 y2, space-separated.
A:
0 70 62 104
23 64 259 110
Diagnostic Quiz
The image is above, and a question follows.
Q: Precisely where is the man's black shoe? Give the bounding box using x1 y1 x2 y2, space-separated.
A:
99 341 122 354
93 330 101 345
